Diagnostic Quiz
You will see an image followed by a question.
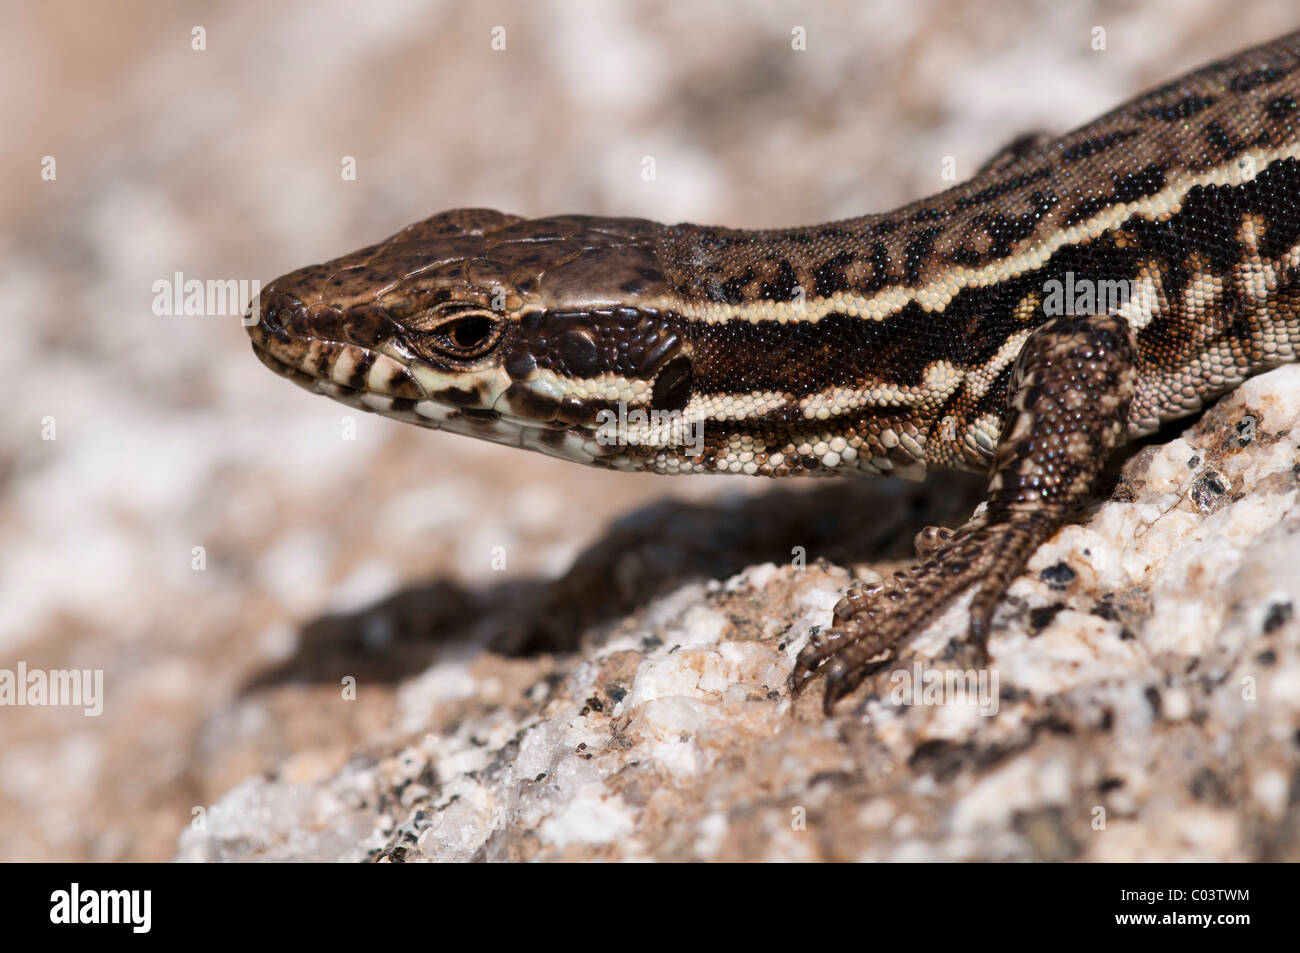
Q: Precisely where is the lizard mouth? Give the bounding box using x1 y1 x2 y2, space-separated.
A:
245 295 623 464
248 290 426 395
248 332 329 393
247 293 505 427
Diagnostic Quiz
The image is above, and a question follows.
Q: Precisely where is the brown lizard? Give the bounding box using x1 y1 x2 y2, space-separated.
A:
247 31 1300 712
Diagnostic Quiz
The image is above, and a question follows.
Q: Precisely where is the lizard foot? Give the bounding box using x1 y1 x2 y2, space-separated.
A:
791 312 1138 715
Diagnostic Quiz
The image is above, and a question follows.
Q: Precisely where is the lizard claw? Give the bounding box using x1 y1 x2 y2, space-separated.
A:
791 525 1015 712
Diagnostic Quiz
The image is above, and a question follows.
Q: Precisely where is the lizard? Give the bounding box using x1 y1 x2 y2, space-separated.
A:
246 30 1300 714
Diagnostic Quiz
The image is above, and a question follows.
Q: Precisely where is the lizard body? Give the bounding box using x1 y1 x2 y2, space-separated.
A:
249 31 1300 711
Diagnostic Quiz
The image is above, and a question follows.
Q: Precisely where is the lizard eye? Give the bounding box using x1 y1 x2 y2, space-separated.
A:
417 305 502 360
447 315 495 350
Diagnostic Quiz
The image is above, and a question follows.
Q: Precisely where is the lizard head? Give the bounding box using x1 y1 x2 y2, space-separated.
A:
247 208 700 468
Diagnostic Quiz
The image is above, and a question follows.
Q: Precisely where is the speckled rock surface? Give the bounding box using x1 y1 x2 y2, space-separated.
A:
176 365 1300 862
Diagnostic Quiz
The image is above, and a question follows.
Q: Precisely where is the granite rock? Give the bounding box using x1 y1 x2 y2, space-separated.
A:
176 365 1300 862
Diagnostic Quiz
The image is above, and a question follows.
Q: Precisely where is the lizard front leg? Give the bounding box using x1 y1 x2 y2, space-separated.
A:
793 312 1139 714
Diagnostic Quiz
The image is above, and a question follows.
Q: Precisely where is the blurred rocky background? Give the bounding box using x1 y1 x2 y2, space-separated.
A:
2 0 1297 861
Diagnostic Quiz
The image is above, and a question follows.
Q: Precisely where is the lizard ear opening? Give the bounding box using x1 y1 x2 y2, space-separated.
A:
652 356 693 413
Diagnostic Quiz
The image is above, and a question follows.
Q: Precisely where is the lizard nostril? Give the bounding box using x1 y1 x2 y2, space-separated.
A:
252 294 305 342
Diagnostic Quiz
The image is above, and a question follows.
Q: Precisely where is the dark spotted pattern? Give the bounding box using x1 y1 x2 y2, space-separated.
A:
657 32 1300 301
1061 129 1142 163
691 309 951 394
508 307 686 382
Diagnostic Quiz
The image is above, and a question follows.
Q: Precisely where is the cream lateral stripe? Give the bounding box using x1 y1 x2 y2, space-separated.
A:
685 371 966 424
797 371 962 417
526 368 649 403
964 328 1033 399
1115 266 1163 331
646 144 1300 325
689 392 791 421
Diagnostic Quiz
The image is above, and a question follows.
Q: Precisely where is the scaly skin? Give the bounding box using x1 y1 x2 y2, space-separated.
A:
248 31 1300 712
